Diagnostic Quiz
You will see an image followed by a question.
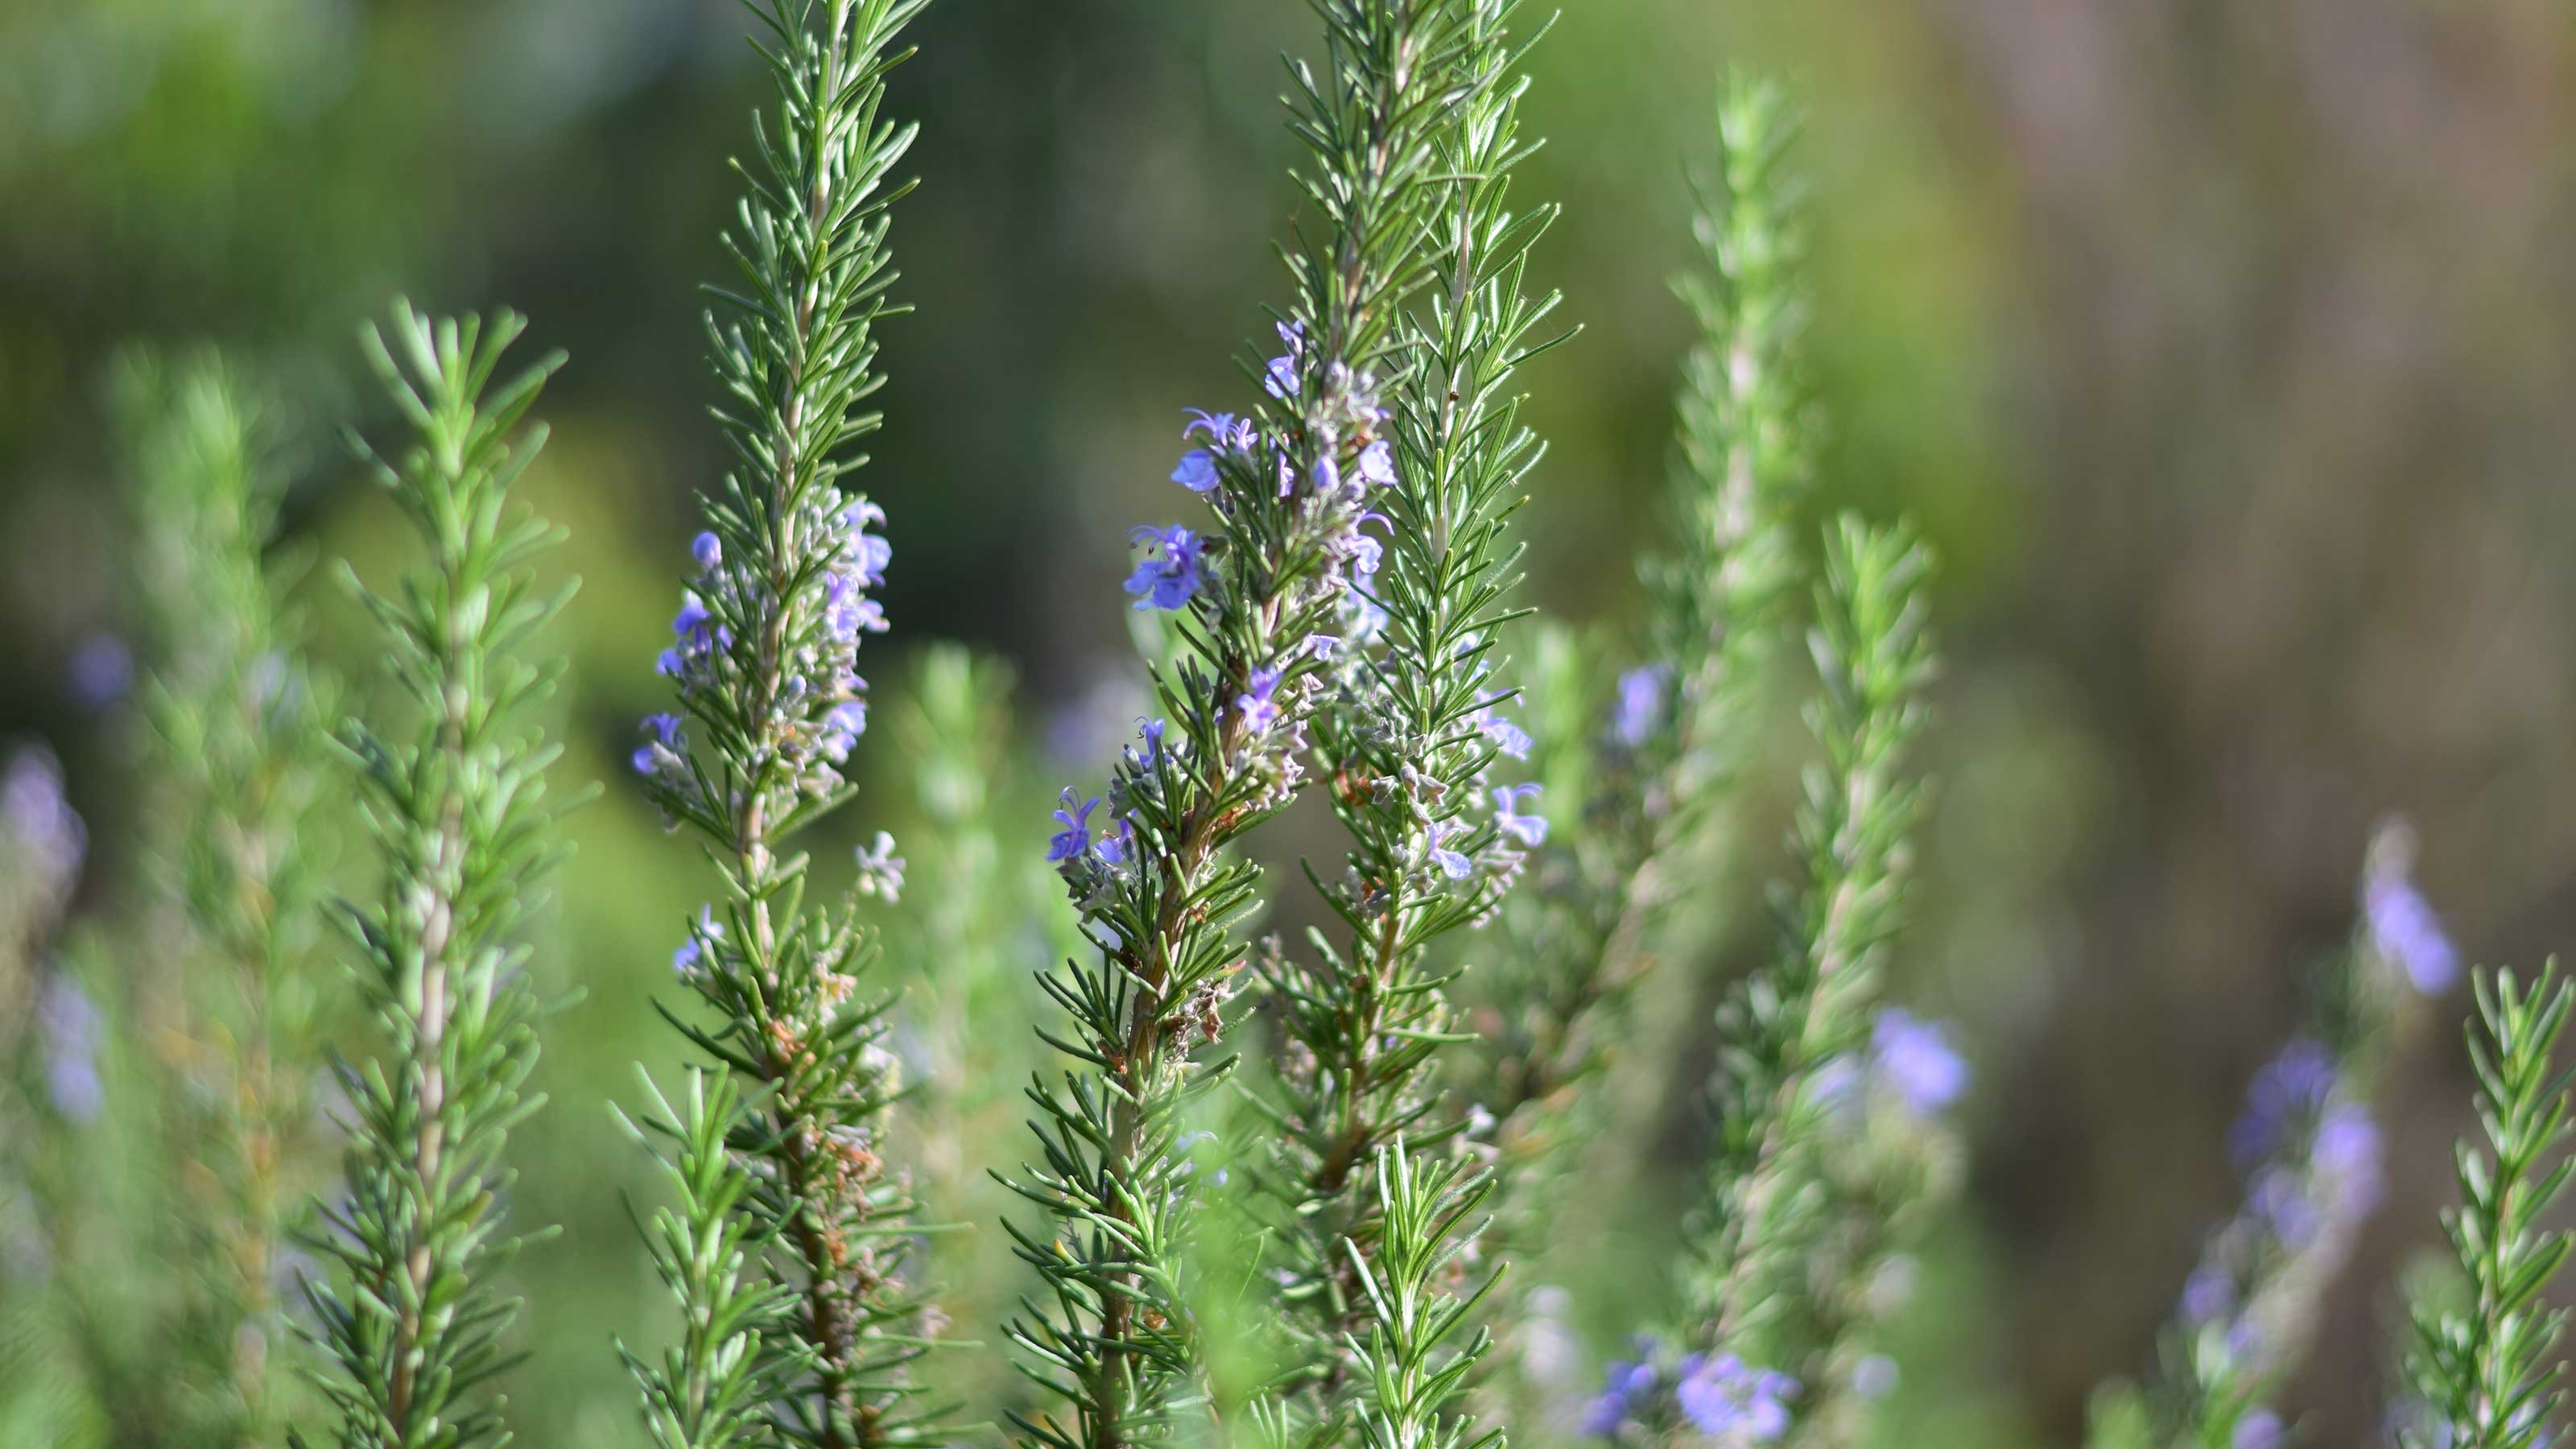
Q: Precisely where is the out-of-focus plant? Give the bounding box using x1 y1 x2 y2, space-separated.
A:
0 350 344 1449
2087 824 2452 1449
295 303 572 1449
118 348 341 1448
0 743 93 1447
617 2 951 1446
1463 70 1809 1250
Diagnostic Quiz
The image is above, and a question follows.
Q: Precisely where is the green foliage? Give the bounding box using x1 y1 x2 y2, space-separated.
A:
297 303 572 1449
1340 1146 1505 1449
2405 962 2576 1449
619 1069 799 1449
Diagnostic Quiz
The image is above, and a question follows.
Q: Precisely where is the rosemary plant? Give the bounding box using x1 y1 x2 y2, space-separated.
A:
1000 3 1506 1445
1587 515 1939 1445
0 750 100 1449
1467 70 1808 1226
115 347 341 1447
1254 0 1562 1422
2088 824 2454 1449
2401 962 2576 1449
620 2 947 1446
296 304 571 1449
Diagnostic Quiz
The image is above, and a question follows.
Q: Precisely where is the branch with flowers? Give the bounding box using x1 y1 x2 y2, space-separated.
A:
1251 0 1569 1425
618 2 948 1446
999 2 1514 1443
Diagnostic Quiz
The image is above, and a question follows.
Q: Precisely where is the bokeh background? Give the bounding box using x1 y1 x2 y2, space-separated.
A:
7 0 2576 1443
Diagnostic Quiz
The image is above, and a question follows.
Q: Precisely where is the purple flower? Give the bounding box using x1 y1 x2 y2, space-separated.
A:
1237 668 1282 733
1184 410 1254 452
819 700 869 762
1125 525 1205 612
2231 1038 2335 1169
2 747 85 878
2365 873 2458 997
2233 1408 2282 1449
1581 1356 1661 1438
2313 1103 2384 1216
1048 789 1100 863
691 531 723 572
1133 716 1168 765
1264 320 1306 398
1675 1354 1796 1442
633 712 686 776
67 633 132 712
1481 715 1534 762
35 977 101 1123
1096 816 1136 869
673 591 712 640
673 905 724 978
1492 783 1547 846
2252 1168 2320 1249
1356 439 1395 487
1872 1009 1969 1116
2182 1264 2238 1327
1171 449 1220 493
1429 821 1474 881
1613 663 1671 749
825 572 888 641
849 530 893 588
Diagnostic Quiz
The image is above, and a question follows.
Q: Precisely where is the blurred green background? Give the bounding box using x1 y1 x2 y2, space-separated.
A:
7 0 2576 1443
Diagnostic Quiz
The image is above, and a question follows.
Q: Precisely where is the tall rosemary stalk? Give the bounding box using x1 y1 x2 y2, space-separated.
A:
1468 70 1808 1225
1256 0 1561 1422
1002 3 1499 1443
297 304 571 1449
621 2 947 1446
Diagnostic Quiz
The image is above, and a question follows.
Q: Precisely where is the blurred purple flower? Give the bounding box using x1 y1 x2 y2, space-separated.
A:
2365 872 2458 997
1675 1353 1795 1441
66 634 132 712
2229 1038 2334 1169
1872 1009 1969 1116
1580 1353 1660 1438
2233 1408 2282 1449
37 977 102 1122
1613 664 1671 750
2182 1264 2237 1327
2 746 85 880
